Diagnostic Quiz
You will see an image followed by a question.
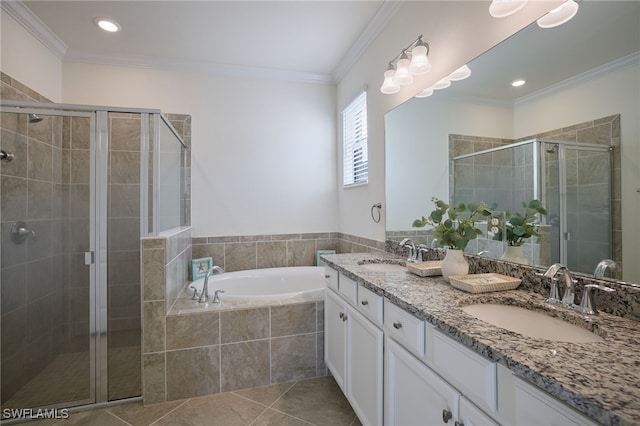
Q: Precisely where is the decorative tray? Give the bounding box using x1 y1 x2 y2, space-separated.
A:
449 273 521 293
407 261 442 277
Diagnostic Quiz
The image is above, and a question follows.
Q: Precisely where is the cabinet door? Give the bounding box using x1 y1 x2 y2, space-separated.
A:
385 337 459 426
325 289 347 391
347 306 383 426
459 396 499 426
513 377 599 426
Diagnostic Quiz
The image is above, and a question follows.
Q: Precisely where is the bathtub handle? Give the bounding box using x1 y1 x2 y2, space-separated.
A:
213 290 225 304
189 286 200 300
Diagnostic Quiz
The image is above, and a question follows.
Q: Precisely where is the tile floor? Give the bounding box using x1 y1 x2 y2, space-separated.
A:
25 377 361 426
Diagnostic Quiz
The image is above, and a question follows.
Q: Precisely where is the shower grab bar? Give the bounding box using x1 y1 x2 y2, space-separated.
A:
1 150 14 162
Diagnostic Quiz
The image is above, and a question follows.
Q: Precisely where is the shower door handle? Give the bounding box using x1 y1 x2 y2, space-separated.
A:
85 251 95 265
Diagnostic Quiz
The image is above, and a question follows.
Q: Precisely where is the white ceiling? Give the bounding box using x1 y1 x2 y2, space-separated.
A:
8 1 640 97
17 0 393 83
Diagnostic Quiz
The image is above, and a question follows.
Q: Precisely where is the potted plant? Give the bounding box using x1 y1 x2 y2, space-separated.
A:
413 198 491 281
489 199 547 264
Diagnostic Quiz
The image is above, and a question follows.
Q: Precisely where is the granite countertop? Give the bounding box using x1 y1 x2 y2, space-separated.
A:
322 253 640 426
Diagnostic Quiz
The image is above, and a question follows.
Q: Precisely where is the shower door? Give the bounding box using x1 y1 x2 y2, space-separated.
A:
0 109 97 413
542 141 612 275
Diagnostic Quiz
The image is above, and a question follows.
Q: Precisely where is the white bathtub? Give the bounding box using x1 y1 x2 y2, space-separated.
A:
188 266 326 301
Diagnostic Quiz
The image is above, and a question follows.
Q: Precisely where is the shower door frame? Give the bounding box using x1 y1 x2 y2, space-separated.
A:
0 100 185 414
538 139 613 268
0 104 99 410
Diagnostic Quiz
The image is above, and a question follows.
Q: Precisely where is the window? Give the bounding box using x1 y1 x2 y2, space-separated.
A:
342 91 368 186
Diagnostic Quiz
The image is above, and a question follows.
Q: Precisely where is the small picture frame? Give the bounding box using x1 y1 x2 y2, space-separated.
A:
191 257 213 280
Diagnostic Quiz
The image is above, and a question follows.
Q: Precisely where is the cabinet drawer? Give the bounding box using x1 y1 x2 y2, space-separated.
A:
324 266 338 292
338 273 358 305
432 329 497 413
384 300 425 357
356 285 383 325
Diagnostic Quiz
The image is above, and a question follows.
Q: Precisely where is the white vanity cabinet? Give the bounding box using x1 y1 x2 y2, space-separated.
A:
325 271 383 426
385 337 459 426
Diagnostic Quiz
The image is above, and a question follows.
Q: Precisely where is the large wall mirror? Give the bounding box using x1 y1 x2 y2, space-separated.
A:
385 1 639 285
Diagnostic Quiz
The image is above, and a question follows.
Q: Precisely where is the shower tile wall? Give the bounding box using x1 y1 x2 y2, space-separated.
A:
107 113 143 400
1 73 88 405
515 114 621 277
165 114 191 227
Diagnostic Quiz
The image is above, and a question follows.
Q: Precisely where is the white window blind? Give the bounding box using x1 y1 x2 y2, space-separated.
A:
342 91 368 186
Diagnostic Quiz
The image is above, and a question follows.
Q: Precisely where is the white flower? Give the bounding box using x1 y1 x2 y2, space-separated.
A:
491 218 499 226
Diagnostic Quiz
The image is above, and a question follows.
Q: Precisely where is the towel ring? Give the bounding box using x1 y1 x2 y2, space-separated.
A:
371 203 382 223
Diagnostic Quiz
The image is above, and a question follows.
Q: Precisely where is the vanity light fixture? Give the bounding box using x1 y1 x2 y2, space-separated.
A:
537 0 579 28
379 35 432 94
94 17 121 33
511 79 526 87
489 0 528 18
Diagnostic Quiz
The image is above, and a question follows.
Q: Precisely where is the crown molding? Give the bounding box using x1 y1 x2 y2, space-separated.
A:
332 0 403 83
515 51 640 105
1 0 68 59
64 49 334 85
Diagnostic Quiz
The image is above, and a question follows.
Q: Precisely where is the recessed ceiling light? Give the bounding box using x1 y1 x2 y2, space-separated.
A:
511 79 526 87
94 18 121 33
537 0 579 28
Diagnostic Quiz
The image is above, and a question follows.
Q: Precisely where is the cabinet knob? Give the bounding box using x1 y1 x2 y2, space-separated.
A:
393 321 403 329
454 422 464 426
339 312 344 319
342 315 348 322
442 409 452 423
325 275 330 278
361 300 369 306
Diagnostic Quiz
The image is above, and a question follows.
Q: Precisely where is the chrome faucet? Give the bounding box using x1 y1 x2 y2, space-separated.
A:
543 263 577 306
198 265 225 303
593 259 618 279
399 238 418 263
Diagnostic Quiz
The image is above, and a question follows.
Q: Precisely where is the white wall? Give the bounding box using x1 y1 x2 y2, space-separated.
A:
0 12 62 101
61 62 338 237
514 63 640 281
336 1 562 242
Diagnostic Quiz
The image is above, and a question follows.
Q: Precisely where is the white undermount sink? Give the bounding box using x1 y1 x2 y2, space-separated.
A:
358 260 406 272
461 304 603 343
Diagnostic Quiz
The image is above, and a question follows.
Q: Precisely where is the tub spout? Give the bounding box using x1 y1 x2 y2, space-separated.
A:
198 265 225 303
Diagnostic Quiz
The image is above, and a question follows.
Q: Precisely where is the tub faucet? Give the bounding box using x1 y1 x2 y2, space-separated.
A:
542 263 577 306
593 259 618 279
198 265 225 303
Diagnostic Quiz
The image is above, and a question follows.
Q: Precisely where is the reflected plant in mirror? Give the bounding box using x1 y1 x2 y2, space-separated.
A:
412 198 491 250
490 200 547 247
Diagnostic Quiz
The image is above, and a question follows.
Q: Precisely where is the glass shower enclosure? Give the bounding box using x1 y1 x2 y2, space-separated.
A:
0 101 186 416
452 139 613 274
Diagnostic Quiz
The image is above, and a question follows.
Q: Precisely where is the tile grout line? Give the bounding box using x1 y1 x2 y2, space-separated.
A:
147 399 191 426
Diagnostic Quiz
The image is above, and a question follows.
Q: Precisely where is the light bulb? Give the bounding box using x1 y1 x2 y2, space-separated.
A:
537 0 579 28
393 56 414 86
415 88 434 98
409 44 432 75
448 64 471 81
380 69 401 94
489 0 528 18
431 78 451 90
94 18 121 33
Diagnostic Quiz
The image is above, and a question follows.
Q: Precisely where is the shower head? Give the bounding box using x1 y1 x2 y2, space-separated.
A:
28 113 43 123
546 144 557 154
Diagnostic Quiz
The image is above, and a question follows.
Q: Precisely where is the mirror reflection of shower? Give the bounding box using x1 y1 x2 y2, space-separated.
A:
452 138 614 275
